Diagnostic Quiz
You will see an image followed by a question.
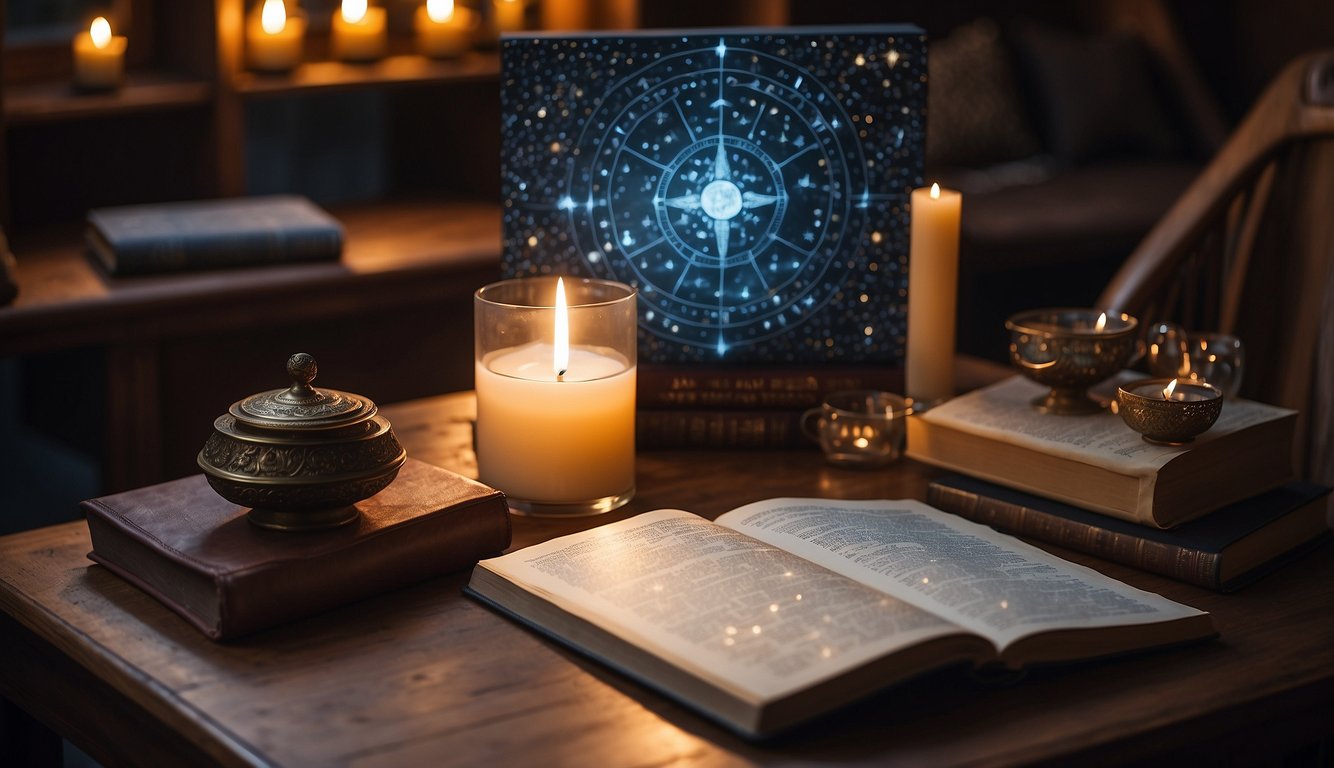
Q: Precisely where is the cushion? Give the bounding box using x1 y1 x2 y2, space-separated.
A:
926 18 1041 169
1010 21 1182 163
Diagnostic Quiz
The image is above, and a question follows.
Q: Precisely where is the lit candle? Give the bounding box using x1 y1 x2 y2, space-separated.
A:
72 17 127 91
493 0 525 32
415 0 474 59
906 182 962 406
247 0 306 73
474 277 637 513
331 0 387 62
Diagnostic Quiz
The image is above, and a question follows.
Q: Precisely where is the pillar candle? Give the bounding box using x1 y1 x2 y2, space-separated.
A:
72 17 127 91
248 0 306 73
493 0 525 32
332 0 387 62
415 0 474 59
906 183 962 406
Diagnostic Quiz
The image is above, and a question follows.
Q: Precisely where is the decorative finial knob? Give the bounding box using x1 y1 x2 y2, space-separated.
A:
287 353 318 396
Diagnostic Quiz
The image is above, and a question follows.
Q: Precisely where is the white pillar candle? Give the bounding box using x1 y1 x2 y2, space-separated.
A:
906 182 962 406
332 0 387 62
415 0 474 58
248 0 306 73
73 17 127 91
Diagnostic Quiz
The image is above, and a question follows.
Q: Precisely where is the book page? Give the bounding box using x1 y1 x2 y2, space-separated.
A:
921 375 1294 476
718 499 1206 651
476 509 977 701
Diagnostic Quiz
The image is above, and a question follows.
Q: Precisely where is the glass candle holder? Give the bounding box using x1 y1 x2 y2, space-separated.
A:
801 390 909 468
474 277 637 516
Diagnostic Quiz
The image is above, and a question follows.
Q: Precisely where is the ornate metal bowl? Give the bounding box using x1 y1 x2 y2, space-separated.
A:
1006 308 1139 415
197 353 407 531
1117 378 1223 445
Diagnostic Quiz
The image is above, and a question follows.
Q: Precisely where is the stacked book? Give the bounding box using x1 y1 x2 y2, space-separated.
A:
908 375 1329 591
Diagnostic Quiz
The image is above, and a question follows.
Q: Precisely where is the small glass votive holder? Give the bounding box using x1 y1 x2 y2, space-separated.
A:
1116 378 1223 445
474 277 637 516
801 390 910 467
1147 323 1245 399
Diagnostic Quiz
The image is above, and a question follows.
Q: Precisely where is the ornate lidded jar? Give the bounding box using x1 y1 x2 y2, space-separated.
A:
198 353 407 531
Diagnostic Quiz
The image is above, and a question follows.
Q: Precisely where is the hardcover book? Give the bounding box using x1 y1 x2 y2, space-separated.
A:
83 458 511 640
928 475 1331 591
467 498 1214 738
906 375 1297 528
636 408 805 449
86 195 343 276
499 27 925 368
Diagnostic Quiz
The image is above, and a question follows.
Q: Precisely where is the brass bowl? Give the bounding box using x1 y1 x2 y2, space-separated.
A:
1116 378 1223 445
1006 308 1139 415
197 353 407 531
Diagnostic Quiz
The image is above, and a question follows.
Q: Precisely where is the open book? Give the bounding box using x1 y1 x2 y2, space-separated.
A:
466 499 1214 737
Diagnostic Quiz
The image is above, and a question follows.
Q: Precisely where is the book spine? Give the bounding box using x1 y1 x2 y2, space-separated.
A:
636 409 808 449
637 365 903 410
926 483 1224 590
104 228 342 276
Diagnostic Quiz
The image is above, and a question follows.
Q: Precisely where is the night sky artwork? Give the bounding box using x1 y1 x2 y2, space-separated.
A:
501 27 926 365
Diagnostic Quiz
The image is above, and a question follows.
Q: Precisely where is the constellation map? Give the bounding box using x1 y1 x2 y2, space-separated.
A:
501 27 925 364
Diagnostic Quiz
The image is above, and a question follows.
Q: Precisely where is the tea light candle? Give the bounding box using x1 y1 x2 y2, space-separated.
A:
906 182 961 406
415 0 474 58
73 17 127 91
474 277 637 514
248 0 306 73
1149 379 1221 403
332 0 387 62
493 0 525 32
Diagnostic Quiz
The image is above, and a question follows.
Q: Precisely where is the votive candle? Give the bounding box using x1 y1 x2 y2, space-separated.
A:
73 17 127 91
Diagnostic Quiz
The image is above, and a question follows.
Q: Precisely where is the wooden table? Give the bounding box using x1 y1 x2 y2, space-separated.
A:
2 390 1333 767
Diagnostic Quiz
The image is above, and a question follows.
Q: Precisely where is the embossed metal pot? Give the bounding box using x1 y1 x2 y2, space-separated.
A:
198 353 407 531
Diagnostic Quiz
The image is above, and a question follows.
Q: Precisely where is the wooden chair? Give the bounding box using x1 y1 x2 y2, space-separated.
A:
1098 50 1334 485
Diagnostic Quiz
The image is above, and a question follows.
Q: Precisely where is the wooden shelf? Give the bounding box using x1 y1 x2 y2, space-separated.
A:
234 52 500 98
3 70 214 125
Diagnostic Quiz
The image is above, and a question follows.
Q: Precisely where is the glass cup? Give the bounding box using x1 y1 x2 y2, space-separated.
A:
1147 323 1245 398
801 390 909 467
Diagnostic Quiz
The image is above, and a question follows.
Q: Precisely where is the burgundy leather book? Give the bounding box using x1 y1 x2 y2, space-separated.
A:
82 458 511 641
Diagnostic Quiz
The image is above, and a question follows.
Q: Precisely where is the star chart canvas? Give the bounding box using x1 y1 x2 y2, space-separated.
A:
500 27 926 365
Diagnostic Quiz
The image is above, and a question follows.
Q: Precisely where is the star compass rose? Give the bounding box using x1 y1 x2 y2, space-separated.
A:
658 140 785 262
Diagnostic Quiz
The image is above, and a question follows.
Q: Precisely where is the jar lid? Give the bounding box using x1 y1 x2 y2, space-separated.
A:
229 353 378 431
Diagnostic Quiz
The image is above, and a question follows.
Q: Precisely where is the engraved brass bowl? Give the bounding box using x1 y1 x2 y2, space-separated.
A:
1116 378 1223 445
197 353 407 531
1006 308 1139 415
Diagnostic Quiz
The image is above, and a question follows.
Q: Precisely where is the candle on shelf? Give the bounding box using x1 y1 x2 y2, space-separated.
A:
493 0 525 32
72 16 127 91
247 0 306 73
415 0 474 59
331 0 387 62
474 277 637 516
906 182 962 407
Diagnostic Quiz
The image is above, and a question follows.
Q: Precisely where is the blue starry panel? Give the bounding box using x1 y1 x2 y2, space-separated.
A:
501 26 926 365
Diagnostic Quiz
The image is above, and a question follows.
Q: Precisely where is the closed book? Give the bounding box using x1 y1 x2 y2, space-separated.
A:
638 364 902 410
82 458 511 640
636 409 806 449
928 474 1331 591
86 195 343 276
906 375 1297 528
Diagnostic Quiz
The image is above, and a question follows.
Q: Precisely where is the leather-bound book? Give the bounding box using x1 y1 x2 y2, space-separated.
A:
82 458 511 641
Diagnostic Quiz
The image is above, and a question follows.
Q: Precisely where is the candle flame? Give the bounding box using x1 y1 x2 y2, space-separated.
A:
1095 312 1107 332
1162 379 1178 401
930 182 940 200
554 277 569 379
261 0 286 34
342 0 368 24
90 17 112 49
427 0 455 22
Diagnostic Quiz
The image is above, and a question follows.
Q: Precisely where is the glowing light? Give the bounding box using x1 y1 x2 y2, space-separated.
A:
1163 379 1178 401
929 182 940 200
751 625 762 635
553 277 569 378
769 603 779 613
427 0 455 23
261 0 287 34
90 17 112 49
1095 312 1108 332
342 0 367 24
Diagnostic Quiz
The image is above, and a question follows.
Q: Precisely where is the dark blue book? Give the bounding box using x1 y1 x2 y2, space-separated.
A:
928 475 1330 591
86 195 343 276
